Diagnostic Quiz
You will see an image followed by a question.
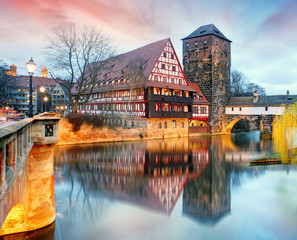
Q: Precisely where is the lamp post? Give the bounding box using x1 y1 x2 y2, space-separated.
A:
26 58 37 117
44 96 48 112
40 86 45 112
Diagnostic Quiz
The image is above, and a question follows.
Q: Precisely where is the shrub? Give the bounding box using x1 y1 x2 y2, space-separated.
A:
67 113 105 132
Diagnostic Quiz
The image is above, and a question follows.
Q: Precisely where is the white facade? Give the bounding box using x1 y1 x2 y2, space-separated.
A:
225 106 285 116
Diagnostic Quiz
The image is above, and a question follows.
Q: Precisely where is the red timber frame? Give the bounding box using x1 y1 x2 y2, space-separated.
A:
148 39 190 86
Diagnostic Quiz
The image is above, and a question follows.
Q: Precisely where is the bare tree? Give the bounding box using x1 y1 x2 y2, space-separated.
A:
44 24 116 113
231 70 266 97
122 58 146 125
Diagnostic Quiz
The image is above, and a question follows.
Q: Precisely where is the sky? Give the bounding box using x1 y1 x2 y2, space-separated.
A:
1 0 297 95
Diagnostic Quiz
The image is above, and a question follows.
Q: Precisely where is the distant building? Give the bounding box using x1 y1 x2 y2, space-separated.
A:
73 38 210 138
52 82 69 114
5 64 65 114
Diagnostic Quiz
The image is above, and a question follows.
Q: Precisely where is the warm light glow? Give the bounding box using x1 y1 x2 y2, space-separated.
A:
40 86 45 93
26 57 37 76
5 106 9 110
61 106 64 110
44 96 48 102
65 106 68 109
56 106 59 109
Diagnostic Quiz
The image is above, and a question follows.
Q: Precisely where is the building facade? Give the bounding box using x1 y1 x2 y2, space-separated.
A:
182 24 231 133
75 38 210 138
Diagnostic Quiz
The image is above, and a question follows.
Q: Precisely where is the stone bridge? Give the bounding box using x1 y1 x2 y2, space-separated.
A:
0 113 59 236
224 114 274 134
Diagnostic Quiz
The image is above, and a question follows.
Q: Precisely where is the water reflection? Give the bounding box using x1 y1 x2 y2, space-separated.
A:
54 131 270 225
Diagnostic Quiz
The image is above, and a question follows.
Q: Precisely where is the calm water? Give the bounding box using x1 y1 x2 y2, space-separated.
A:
5 131 297 240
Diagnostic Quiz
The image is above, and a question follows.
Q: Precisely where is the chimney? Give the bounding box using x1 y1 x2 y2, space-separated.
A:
287 90 289 96
253 90 259 103
42 66 48 78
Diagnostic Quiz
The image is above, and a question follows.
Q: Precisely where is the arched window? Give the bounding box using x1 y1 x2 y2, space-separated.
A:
164 122 167 128
181 122 184 128
172 120 176 128
159 122 162 129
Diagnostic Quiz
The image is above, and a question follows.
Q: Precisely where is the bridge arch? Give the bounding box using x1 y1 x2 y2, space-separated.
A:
0 202 27 235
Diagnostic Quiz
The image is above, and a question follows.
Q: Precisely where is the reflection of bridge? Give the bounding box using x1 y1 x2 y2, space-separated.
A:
224 93 297 135
0 114 59 236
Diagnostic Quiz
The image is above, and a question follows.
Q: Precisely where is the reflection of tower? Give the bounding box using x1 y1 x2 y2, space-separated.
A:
183 158 230 225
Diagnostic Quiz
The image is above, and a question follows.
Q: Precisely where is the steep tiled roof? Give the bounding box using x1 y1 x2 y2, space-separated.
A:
72 38 198 94
189 83 210 105
10 75 65 91
182 24 231 42
227 95 297 106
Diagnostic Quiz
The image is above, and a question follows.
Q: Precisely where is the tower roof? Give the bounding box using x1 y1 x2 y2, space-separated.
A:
182 24 231 42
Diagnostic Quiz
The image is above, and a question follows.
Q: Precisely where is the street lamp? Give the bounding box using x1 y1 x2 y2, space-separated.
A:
26 58 37 117
40 86 45 112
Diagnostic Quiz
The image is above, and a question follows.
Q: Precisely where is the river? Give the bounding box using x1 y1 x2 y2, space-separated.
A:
5 131 297 240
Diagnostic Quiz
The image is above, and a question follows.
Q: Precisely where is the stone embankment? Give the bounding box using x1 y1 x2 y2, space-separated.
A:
58 118 147 145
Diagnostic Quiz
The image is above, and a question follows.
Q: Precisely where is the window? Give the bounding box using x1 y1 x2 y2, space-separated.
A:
171 54 174 59
179 79 183 85
155 103 160 111
201 107 206 113
239 107 242 111
159 122 162 129
265 106 268 111
231 107 234 111
154 87 160 95
161 64 165 69
154 75 158 81
181 122 184 128
204 40 207 44
183 105 189 112
163 52 167 57
172 120 176 128
195 41 198 47
163 76 167 82
199 96 203 100
186 42 189 48
171 78 174 83
184 91 189 97
172 66 176 71
216 40 218 46
164 122 167 128
162 103 171 111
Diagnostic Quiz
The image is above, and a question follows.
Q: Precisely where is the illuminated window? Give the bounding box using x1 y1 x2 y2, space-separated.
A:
183 105 189 112
181 122 184 128
162 103 171 111
172 120 176 128
155 103 160 111
154 87 160 95
204 40 207 44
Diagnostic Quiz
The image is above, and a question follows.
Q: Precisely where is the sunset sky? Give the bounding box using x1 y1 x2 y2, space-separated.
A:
1 0 296 95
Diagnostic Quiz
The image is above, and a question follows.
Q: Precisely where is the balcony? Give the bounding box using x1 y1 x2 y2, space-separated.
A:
148 95 193 104
150 111 192 119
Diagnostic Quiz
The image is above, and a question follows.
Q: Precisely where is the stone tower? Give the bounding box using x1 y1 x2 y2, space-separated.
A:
182 24 231 133
42 66 48 78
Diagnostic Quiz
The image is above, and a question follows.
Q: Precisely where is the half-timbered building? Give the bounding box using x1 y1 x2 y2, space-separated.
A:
73 38 210 137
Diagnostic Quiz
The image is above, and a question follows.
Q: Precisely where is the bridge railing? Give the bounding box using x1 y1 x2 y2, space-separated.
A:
0 113 60 197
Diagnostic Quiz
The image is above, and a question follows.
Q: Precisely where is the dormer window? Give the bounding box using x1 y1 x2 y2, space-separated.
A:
121 66 127 74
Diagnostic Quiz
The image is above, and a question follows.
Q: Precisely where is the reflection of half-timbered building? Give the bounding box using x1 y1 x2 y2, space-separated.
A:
73 38 209 137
